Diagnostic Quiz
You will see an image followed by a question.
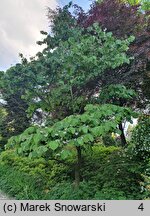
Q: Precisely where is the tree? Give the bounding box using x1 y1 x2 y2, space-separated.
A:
0 3 135 148
0 65 30 147
0 106 7 148
16 23 134 122
97 84 137 146
6 103 137 187
0 1 149 199
77 0 150 110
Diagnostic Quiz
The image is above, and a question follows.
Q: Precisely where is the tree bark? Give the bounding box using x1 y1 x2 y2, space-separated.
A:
119 122 127 147
74 146 82 188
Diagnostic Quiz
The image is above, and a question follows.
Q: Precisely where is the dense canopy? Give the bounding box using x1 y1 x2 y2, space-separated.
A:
0 0 149 200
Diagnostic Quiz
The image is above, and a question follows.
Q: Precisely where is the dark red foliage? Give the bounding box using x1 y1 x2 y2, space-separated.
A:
76 0 150 107
78 0 143 38
46 1 150 109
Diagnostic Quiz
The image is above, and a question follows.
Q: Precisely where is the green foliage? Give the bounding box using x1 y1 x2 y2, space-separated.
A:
0 65 30 147
141 0 150 10
0 146 148 200
4 21 134 120
0 1 149 201
0 107 7 148
96 84 137 146
0 150 71 199
102 133 118 146
130 116 150 160
5 102 137 191
121 0 150 10
81 146 148 199
98 84 137 106
0 164 45 199
0 150 50 177
6 103 137 161
45 2 77 49
94 188 126 200
0 107 7 125
123 0 141 5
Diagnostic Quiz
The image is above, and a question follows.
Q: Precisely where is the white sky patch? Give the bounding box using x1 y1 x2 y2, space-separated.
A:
0 0 58 71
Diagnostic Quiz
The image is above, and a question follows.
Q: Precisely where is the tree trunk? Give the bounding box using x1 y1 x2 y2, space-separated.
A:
74 146 82 188
119 122 127 147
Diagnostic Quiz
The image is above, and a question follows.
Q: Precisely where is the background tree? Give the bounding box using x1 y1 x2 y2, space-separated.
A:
130 115 150 160
76 0 150 111
0 106 7 148
97 84 137 146
0 65 30 147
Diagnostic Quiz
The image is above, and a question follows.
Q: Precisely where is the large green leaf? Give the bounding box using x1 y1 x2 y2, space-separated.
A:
61 149 71 159
76 137 84 146
33 133 43 144
48 141 59 150
83 134 94 143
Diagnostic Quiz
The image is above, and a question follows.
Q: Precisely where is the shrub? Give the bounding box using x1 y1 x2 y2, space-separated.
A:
81 146 147 199
0 150 72 199
0 165 45 199
0 146 148 199
130 116 150 160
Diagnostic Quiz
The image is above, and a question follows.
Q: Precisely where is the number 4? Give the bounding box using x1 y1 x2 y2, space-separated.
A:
138 203 144 211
